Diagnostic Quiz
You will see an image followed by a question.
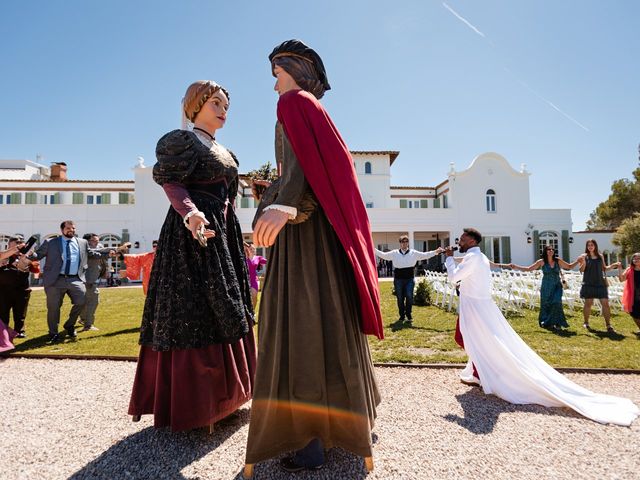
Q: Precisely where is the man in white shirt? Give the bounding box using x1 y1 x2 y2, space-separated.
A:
375 235 443 325
444 228 486 385
442 228 640 426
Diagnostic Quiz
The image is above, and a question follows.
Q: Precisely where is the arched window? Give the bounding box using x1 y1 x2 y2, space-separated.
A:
486 189 496 212
0 234 11 251
538 231 559 257
365 162 372 174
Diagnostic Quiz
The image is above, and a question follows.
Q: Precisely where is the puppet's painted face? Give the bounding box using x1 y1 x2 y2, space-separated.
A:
273 65 300 96
195 90 229 130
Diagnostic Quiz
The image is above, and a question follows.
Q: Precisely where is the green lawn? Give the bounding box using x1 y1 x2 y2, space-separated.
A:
7 283 640 369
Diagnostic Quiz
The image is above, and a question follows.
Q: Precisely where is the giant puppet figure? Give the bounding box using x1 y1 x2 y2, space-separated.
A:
128 81 256 432
244 40 383 476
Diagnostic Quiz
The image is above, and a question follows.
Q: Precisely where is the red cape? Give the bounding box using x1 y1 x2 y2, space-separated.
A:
277 89 384 339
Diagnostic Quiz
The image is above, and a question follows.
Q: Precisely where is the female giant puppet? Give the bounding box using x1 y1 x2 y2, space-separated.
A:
128 81 256 432
244 40 383 476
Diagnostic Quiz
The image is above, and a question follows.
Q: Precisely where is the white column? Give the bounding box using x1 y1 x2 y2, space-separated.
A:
408 230 415 249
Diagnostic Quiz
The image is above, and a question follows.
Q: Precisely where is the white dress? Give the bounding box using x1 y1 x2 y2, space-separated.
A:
445 247 639 426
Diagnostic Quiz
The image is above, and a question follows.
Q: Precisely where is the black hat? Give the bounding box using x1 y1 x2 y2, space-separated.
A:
269 39 331 92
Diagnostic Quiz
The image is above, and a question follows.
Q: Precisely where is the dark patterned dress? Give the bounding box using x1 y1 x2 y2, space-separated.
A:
538 262 568 329
580 256 608 299
128 129 256 431
633 270 640 319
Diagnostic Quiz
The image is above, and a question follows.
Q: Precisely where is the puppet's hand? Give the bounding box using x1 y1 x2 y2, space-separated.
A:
253 209 289 247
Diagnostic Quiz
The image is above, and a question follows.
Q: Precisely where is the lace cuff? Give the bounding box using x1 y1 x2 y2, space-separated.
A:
263 204 297 220
183 210 208 228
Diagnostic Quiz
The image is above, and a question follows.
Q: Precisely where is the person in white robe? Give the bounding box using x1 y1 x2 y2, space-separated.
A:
444 228 639 426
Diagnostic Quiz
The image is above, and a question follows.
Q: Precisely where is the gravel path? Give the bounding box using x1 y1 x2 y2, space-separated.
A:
2 358 639 480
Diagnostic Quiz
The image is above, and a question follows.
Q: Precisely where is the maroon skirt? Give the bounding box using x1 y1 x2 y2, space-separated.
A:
128 329 256 431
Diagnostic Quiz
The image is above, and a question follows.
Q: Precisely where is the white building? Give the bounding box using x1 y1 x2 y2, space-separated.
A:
1 152 614 269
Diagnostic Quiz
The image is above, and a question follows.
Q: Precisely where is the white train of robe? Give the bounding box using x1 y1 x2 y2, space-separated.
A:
445 247 639 426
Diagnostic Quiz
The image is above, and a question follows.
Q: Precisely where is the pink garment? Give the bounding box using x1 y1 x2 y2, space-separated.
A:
124 252 155 295
622 267 636 313
162 183 198 217
245 255 267 291
0 321 17 353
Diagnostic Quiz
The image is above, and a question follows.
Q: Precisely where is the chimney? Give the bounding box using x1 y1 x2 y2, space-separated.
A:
50 162 68 181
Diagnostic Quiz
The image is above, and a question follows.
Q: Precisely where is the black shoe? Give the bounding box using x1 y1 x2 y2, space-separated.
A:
280 457 322 473
66 328 77 339
398 317 405 323
404 317 413 325
49 333 61 343
16 332 26 339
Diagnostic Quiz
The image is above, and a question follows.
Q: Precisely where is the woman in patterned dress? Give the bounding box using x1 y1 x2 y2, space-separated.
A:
511 246 579 330
128 81 256 431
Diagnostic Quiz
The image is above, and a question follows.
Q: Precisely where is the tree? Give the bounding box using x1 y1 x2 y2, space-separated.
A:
246 161 278 196
586 145 640 230
613 213 640 256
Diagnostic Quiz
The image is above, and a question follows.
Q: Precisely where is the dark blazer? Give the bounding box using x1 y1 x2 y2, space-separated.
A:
36 236 100 287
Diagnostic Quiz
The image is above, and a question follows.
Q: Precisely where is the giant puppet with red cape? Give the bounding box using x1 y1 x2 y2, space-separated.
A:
244 40 382 470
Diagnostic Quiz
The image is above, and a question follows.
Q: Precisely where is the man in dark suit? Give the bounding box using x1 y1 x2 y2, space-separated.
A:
79 233 124 332
36 220 102 342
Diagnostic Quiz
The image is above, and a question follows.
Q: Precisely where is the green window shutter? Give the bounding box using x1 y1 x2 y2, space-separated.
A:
501 236 511 263
533 230 540 259
11 193 22 204
241 197 250 208
72 193 84 204
561 230 570 260
480 237 489 255
102 193 111 204
420 199 428 208
119 193 129 204
434 197 441 208
25 192 37 204
399 199 408 208
53 193 60 204
121 229 130 243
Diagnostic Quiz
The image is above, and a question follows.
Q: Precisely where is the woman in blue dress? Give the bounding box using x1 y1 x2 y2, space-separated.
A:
511 246 579 330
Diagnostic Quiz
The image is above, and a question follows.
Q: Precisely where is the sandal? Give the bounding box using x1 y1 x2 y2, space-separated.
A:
582 323 590 330
607 326 616 334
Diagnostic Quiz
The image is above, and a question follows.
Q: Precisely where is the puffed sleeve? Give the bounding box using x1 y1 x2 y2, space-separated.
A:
152 130 199 186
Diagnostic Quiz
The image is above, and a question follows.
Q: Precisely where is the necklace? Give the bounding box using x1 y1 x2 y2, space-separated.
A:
193 127 215 141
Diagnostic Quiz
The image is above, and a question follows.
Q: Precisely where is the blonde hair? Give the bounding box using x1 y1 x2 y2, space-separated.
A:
183 80 230 122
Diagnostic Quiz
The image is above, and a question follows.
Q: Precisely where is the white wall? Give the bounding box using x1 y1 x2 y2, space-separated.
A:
0 152 596 265
353 154 392 208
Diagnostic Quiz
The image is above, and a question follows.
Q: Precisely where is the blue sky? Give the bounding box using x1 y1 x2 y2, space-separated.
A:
1 0 638 229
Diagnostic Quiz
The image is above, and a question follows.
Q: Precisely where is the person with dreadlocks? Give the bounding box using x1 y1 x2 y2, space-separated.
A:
243 40 382 476
128 80 256 432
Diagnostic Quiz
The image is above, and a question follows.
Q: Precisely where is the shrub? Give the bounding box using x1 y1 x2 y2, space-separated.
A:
414 279 434 306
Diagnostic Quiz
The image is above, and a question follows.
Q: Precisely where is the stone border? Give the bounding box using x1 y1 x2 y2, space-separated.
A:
2 352 639 374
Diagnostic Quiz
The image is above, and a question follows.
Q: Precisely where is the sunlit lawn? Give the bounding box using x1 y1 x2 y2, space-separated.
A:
7 282 640 369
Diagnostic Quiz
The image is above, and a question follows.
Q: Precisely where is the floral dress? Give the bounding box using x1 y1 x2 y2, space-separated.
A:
539 262 568 329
